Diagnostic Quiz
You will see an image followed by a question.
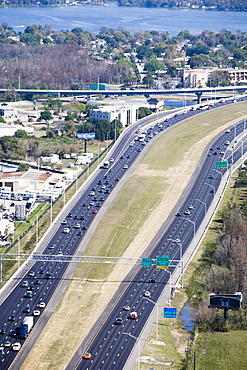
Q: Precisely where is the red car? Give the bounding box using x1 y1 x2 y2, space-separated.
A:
92 210 98 214
83 352 92 359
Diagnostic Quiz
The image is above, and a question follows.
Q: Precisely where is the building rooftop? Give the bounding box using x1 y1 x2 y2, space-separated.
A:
0 170 53 182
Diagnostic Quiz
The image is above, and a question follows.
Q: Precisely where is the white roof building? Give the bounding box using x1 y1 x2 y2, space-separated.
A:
0 170 63 193
89 104 138 126
0 123 34 137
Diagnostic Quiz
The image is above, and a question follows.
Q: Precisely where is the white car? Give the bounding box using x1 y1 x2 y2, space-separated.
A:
61 220 67 225
33 310 40 316
74 223 80 229
12 342 21 351
63 227 70 234
144 291 151 297
123 165 128 169
110 158 114 162
37 301 46 308
175 238 181 243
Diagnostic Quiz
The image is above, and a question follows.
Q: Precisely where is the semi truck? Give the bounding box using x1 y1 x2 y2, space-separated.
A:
16 316 34 339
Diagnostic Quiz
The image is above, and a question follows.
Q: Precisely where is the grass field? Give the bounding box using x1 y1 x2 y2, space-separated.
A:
22 102 247 370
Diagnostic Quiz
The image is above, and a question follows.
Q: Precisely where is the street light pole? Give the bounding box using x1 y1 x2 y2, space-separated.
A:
183 218 196 250
168 238 183 288
123 332 140 370
195 198 207 230
165 269 172 305
143 296 159 341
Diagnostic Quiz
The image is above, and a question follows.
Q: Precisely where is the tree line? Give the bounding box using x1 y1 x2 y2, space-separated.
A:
187 200 247 332
0 24 247 92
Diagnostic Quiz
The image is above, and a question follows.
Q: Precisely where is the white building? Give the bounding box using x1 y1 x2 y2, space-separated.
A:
89 104 138 126
227 68 247 84
183 68 214 88
0 170 63 193
0 106 17 119
0 123 34 137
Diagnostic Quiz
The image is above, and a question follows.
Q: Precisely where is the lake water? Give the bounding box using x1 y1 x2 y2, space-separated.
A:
1 3 246 35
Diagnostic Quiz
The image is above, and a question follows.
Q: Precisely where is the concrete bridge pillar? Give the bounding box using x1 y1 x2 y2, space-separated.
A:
195 92 202 104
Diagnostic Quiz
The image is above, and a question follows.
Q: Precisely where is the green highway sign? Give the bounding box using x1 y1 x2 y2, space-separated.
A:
156 255 169 269
142 258 152 267
216 161 228 169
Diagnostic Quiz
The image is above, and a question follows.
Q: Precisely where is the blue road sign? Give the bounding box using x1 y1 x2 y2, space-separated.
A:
164 307 177 318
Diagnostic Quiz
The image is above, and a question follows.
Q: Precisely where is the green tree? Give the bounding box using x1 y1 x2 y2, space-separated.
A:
137 107 152 119
14 129 28 139
142 73 154 88
17 163 30 172
0 116 5 123
144 57 165 74
40 110 52 121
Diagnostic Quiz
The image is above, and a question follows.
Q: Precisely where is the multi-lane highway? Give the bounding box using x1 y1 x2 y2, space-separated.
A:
68 111 247 370
0 95 246 369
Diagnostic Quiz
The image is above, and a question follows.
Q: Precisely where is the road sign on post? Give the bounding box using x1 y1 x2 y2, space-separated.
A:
216 161 228 168
164 307 177 318
142 258 152 267
156 255 169 269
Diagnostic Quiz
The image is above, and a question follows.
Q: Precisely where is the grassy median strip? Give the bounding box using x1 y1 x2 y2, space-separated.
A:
22 102 247 370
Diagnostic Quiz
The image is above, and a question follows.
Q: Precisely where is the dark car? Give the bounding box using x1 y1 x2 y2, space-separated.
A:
23 306 31 313
115 318 123 325
34 279 42 285
79 215 85 220
73 215 79 219
48 244 55 250
45 273 52 279
9 314 16 321
0 328 6 335
28 284 35 291
38 268 44 274
82 225 88 230
175 212 181 217
67 212 73 217
77 231 83 236
150 277 156 283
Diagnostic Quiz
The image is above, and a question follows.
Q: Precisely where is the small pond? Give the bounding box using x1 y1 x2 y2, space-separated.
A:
180 302 195 331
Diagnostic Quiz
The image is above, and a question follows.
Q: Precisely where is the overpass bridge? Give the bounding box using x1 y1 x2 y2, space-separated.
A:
1 86 246 103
